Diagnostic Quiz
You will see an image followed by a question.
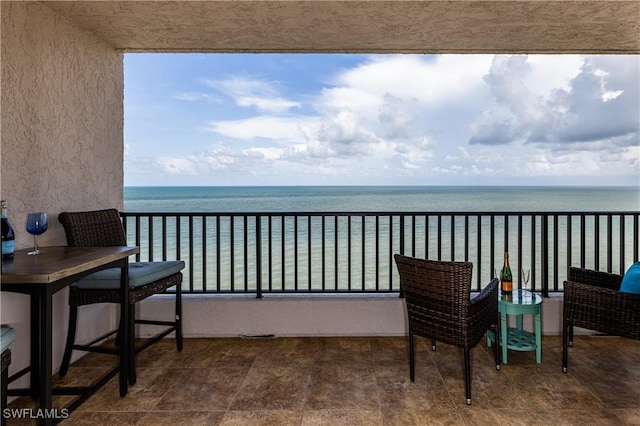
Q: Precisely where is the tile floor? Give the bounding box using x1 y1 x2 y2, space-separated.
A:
6 334 640 425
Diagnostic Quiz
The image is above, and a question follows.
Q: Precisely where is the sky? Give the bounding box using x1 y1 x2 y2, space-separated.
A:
123 54 640 187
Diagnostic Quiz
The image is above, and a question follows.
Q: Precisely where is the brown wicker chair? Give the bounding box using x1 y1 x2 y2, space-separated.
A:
58 209 184 385
562 266 640 372
394 254 500 405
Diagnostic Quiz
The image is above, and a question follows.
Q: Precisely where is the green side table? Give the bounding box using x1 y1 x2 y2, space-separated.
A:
488 289 542 364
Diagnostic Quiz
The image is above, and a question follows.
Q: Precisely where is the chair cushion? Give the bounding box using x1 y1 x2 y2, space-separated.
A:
620 262 640 294
77 261 185 290
1 327 16 353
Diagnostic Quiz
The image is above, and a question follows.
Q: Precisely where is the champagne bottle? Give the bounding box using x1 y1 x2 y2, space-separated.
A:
500 251 512 294
1 200 15 261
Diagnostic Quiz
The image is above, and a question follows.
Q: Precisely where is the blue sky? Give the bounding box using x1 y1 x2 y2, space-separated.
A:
124 54 639 186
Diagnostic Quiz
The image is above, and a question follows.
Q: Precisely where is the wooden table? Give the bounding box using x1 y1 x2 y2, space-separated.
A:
1 246 139 425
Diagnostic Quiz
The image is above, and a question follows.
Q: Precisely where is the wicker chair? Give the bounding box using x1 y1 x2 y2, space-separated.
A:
58 209 184 385
562 267 640 372
394 254 500 405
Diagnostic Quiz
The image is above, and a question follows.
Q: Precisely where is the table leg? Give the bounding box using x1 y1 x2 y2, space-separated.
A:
38 289 54 426
517 314 524 331
535 311 542 364
500 311 508 364
29 296 40 399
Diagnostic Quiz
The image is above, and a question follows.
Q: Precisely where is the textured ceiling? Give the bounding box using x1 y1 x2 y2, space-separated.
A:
41 1 640 54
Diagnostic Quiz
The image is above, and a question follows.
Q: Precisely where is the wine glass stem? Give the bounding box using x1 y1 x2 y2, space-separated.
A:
33 235 38 253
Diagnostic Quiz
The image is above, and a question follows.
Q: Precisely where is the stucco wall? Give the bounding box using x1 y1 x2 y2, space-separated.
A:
1 1 123 389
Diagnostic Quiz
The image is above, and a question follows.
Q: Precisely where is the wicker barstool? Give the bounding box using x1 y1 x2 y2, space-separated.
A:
394 254 500 405
1 326 15 426
58 209 184 385
562 267 640 372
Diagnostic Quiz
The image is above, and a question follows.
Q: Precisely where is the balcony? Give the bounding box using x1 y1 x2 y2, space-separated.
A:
2 2 639 423
7 209 637 424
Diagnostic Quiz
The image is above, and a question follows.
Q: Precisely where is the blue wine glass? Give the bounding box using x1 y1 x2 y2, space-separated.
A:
26 212 48 255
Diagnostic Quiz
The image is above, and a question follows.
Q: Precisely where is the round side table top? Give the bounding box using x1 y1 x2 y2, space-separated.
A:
499 289 542 306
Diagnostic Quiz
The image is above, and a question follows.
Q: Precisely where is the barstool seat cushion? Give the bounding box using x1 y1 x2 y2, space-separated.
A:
1 327 15 353
77 261 185 290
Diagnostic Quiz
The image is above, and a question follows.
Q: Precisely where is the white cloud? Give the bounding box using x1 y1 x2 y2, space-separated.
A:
235 96 299 112
522 55 584 98
157 157 201 175
206 115 319 143
204 76 300 113
470 55 640 150
174 92 219 103
333 55 492 106
246 146 283 161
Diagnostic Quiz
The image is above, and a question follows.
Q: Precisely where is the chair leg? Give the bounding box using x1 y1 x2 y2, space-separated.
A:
568 322 574 347
1 352 9 426
562 319 570 373
494 322 501 371
128 305 137 386
409 333 415 382
431 339 436 351
115 323 122 347
59 304 79 377
463 348 472 405
175 283 183 352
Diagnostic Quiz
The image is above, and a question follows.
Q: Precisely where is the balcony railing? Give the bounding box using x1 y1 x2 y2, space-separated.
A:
120 211 639 297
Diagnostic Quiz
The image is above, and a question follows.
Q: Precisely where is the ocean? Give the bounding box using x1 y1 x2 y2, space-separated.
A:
122 186 639 293
124 186 640 213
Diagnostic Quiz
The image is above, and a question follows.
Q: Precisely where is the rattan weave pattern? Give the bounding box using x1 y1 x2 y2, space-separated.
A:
394 254 499 404
394 255 499 349
69 273 183 305
564 267 640 340
60 209 127 246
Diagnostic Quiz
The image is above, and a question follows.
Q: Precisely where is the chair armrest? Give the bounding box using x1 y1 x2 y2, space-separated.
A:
568 267 623 291
471 277 499 305
469 278 499 326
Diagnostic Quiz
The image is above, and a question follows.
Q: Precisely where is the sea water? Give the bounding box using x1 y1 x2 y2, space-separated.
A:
124 186 639 213
123 186 639 292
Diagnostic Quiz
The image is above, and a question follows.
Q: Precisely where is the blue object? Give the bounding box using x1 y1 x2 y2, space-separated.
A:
77 261 185 290
620 262 640 294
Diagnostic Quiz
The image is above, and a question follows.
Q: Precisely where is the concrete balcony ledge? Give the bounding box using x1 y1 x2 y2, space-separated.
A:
137 292 572 339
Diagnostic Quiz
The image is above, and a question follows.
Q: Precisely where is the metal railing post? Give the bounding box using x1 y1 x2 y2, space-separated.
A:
256 215 262 299
542 214 549 298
